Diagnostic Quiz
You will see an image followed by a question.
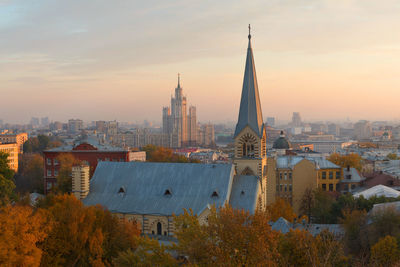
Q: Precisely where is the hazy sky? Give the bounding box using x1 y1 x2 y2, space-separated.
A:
1 0 400 124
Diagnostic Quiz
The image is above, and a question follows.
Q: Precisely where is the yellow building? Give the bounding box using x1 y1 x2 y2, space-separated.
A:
267 155 342 213
0 143 19 172
0 133 28 153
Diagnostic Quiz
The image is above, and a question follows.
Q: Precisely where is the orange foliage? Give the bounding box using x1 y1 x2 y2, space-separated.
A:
266 198 297 222
174 205 280 266
327 153 362 171
0 205 50 266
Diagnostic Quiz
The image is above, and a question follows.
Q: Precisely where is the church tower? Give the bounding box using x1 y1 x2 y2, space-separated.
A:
233 26 267 208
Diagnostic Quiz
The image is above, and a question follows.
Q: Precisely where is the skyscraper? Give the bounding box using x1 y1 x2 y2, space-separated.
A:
291 112 302 127
162 74 196 148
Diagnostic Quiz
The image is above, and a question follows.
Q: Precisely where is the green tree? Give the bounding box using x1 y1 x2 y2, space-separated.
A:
0 152 14 180
0 152 16 205
15 153 44 194
55 153 81 194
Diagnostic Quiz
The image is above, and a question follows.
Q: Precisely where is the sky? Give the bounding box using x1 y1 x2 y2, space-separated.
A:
1 0 400 125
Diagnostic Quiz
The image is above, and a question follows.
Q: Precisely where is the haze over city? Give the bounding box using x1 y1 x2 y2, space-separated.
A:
1 0 400 124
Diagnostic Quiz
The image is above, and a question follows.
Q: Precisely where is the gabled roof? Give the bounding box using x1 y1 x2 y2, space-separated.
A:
234 31 264 138
353 184 400 199
83 162 235 216
229 175 259 214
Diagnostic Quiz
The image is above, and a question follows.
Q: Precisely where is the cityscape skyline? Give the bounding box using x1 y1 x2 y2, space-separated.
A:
1 1 400 123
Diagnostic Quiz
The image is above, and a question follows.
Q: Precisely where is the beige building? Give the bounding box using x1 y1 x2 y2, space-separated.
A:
266 154 342 213
197 123 215 147
0 132 28 153
72 165 90 200
0 142 19 172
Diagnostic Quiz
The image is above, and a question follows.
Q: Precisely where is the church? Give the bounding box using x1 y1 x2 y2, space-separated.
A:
83 27 268 237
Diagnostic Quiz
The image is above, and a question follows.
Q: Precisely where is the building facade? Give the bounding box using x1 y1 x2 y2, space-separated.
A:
0 143 19 172
0 132 28 153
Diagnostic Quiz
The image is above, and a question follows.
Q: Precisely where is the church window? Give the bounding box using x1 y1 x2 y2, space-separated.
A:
157 222 162 235
239 134 257 158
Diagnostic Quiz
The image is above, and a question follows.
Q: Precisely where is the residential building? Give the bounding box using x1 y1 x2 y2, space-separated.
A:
0 142 18 172
0 132 28 153
68 119 83 134
197 123 215 147
354 120 372 140
72 165 90 200
291 112 302 127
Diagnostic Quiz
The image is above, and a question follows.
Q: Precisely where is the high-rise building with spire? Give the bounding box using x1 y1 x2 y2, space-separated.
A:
163 74 196 148
233 25 268 209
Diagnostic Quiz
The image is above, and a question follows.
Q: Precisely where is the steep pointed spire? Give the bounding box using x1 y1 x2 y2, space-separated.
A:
234 25 264 138
177 73 181 88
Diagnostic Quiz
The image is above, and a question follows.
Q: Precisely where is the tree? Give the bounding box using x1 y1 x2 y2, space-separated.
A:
368 206 400 247
340 209 369 257
311 189 336 223
15 153 44 194
23 135 62 153
173 205 280 266
55 153 81 193
386 153 398 160
370 235 400 267
266 198 297 222
142 145 200 163
300 187 314 221
113 237 179 267
0 205 50 266
38 194 140 266
0 152 16 205
327 153 362 171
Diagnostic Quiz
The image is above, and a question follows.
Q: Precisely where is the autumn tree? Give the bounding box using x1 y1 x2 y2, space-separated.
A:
266 197 297 222
38 194 140 266
23 135 62 153
368 206 400 247
113 237 179 267
55 153 81 193
15 153 44 194
279 229 346 267
370 235 400 267
173 205 280 266
0 205 50 266
386 153 398 160
327 153 362 171
340 209 369 257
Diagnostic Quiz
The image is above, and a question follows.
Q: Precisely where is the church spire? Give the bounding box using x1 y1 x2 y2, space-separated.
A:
234 25 264 138
177 73 181 88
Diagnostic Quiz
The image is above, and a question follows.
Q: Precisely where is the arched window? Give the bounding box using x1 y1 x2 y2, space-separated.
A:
239 134 257 158
157 222 162 235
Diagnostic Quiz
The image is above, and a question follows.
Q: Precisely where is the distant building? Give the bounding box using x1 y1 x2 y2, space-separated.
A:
43 139 145 194
0 132 28 153
0 142 19 172
30 117 40 127
162 74 196 148
68 119 83 134
41 117 49 127
197 123 215 147
49 121 63 131
291 112 302 127
266 117 275 126
354 120 372 140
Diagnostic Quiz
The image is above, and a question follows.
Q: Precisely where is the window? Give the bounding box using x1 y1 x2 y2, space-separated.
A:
344 184 349 191
46 158 52 165
289 184 292 192
351 184 356 190
54 170 58 176
336 171 340 179
157 222 162 235
329 184 333 191
322 184 326 191
47 170 52 177
279 173 283 180
211 191 219 198
284 173 287 180
46 182 52 190
322 172 326 179
105 158 110 161
164 189 172 196
336 183 340 191
289 173 292 180
329 172 333 179
54 159 59 165
284 185 287 192
280 184 283 192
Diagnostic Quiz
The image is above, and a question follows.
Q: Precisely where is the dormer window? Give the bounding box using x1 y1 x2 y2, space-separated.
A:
118 187 125 196
211 191 219 198
241 190 245 196
164 189 172 197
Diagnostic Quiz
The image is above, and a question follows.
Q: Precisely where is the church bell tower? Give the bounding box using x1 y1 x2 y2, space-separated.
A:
233 25 267 208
